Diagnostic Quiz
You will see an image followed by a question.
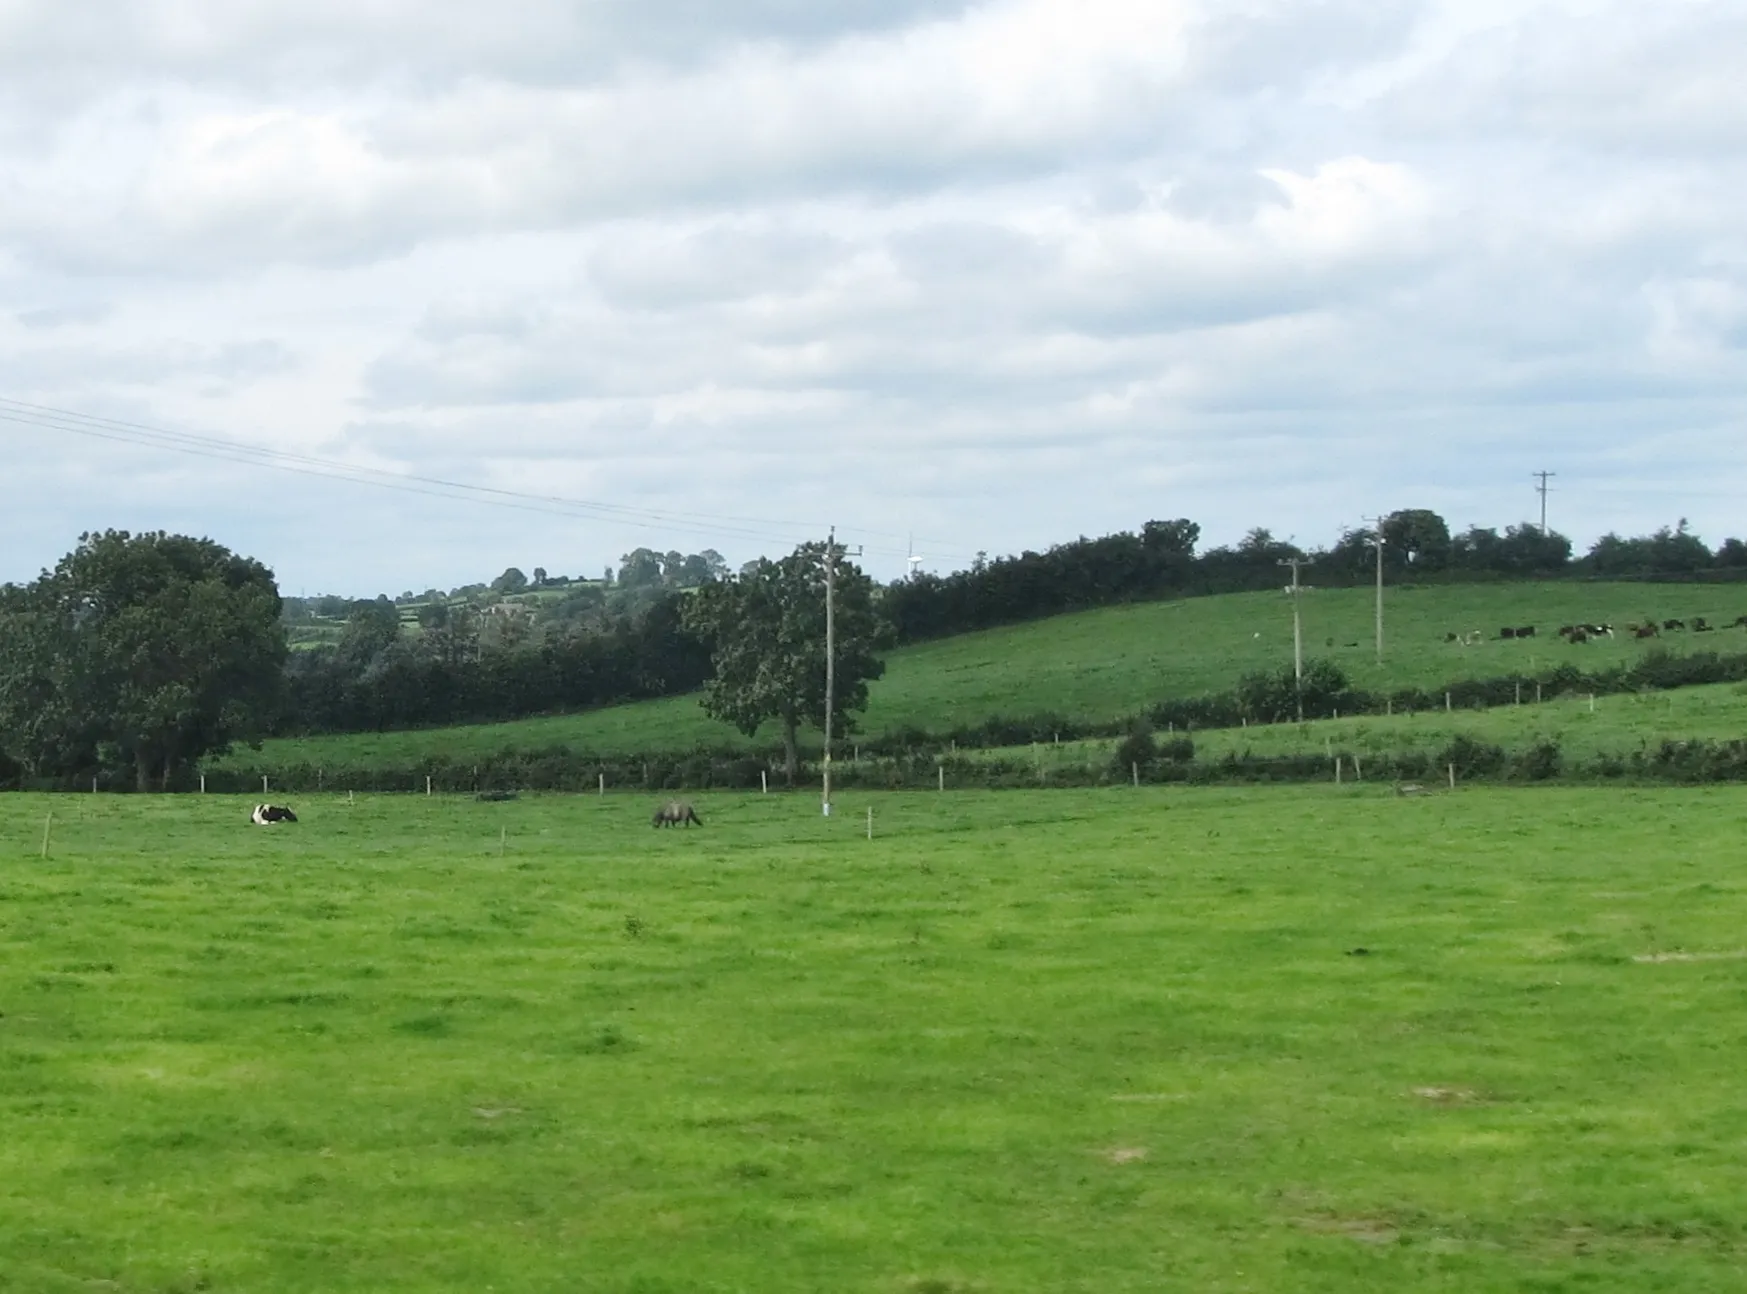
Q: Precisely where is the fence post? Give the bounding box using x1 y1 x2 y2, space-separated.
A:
1445 692 1452 712
1447 763 1456 790
1589 694 1596 714
937 765 944 793
426 775 432 797
762 770 769 794
94 776 100 794
866 806 873 840
1536 681 1543 704
318 768 324 790
1353 755 1362 781
1335 757 1342 784
1132 761 1139 787
599 772 605 797
1386 698 1392 716
262 775 269 795
40 812 54 859
199 774 205 794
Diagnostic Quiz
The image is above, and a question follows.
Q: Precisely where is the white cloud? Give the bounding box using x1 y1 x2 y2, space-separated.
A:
1 0 1745 593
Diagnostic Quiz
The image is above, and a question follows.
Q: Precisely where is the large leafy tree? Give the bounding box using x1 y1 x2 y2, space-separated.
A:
0 531 286 790
682 541 885 783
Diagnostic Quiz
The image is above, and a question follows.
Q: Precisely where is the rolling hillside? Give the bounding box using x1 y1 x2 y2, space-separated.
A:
218 580 1747 770
964 681 1747 774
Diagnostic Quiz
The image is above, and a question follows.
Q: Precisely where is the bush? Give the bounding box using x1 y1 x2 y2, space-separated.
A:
1111 722 1157 775
1511 740 1563 781
1157 735 1195 762
1438 734 1507 778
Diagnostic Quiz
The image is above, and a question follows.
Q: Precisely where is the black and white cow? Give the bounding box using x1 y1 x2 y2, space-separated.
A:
251 804 298 825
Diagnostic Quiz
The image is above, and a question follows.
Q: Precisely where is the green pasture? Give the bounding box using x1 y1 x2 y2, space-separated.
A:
976 681 1747 775
218 581 1747 770
5 787 1747 1290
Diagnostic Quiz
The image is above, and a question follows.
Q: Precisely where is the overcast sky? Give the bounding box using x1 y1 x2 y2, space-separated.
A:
2 0 1742 594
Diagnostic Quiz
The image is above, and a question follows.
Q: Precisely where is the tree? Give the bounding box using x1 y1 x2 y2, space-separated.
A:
1141 518 1199 558
618 549 664 590
1381 509 1451 572
0 531 285 790
682 542 885 783
491 567 529 595
339 597 401 668
532 567 548 587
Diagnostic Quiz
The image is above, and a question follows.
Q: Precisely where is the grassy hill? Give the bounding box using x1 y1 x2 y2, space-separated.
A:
965 681 1747 775
220 581 1747 771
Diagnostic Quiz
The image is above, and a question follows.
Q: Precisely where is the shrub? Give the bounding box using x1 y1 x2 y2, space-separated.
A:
1111 722 1157 775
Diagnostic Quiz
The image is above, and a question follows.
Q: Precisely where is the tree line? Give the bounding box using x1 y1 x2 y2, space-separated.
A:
884 513 1747 644
3 512 1742 791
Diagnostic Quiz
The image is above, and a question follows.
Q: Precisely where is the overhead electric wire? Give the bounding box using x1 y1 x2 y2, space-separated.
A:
0 398 977 564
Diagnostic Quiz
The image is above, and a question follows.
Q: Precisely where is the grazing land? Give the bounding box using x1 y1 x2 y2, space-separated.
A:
5 787 1747 1290
217 581 1747 770
976 680 1747 775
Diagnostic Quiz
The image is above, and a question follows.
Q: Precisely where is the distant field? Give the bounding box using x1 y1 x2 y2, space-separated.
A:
6 787 1747 1291
973 681 1747 775
222 581 1747 769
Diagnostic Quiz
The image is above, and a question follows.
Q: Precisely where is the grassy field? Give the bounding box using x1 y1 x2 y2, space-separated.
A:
218 581 1747 770
971 680 1747 775
5 787 1747 1290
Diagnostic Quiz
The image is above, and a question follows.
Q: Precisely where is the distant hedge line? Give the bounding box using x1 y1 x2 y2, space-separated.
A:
9 648 1747 793
169 734 1747 793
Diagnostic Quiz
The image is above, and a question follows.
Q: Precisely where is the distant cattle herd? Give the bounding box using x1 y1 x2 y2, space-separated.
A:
1445 614 1747 646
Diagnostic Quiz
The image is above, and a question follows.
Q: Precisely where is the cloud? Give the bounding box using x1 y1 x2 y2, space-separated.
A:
1 0 1744 594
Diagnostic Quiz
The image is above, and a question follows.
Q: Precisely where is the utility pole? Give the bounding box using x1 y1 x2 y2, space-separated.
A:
822 527 861 817
1533 471 1556 535
1362 515 1385 665
1278 556 1311 721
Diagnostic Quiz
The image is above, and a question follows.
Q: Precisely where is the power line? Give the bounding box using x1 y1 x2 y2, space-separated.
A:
0 397 980 564
1533 470 1556 535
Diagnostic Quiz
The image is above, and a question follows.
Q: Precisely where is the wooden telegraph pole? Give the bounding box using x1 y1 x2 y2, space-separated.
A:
822 528 862 817
1363 515 1385 665
1278 555 1312 721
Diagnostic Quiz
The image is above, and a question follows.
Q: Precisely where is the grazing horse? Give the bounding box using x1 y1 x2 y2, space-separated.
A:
250 804 297 825
651 800 702 828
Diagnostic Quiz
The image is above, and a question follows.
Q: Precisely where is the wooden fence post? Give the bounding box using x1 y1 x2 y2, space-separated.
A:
1447 763 1456 790
40 812 54 859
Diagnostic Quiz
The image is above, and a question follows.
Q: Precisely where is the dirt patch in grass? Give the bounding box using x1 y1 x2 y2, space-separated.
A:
1100 1146 1148 1164
1412 1085 1480 1104
1634 950 1747 963
1296 1215 1401 1245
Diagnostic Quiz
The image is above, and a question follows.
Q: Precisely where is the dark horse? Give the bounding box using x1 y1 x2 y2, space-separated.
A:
651 800 703 828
